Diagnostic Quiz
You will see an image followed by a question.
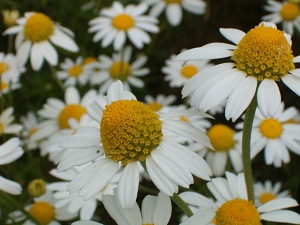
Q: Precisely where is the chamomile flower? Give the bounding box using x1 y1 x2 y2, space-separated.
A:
262 0 300 35
0 107 22 136
145 0 207 27
58 81 212 209
102 190 172 225
254 180 290 206
181 172 300 225
20 111 40 150
0 52 24 81
144 94 177 112
4 12 79 70
91 46 149 93
237 103 300 167
163 52 213 88
197 123 243 176
31 87 97 142
57 57 91 87
0 73 21 96
177 22 300 122
88 1 159 50
2 9 19 27
0 138 23 195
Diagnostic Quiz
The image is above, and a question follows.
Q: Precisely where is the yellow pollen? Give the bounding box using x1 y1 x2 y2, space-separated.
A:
165 0 182 3
180 116 190 122
83 57 97 65
259 192 276 204
207 124 236 151
112 14 135 31
109 61 131 80
0 62 10 75
259 118 283 139
147 102 163 111
232 24 294 81
280 3 300 21
0 123 3 135
100 100 163 165
29 128 38 137
68 65 83 77
29 201 55 225
58 104 86 129
285 118 299 124
24 13 54 43
1 82 7 92
215 198 261 225
180 64 198 79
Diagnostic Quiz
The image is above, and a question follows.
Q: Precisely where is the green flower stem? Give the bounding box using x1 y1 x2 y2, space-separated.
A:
242 92 257 202
171 193 194 218
0 191 41 225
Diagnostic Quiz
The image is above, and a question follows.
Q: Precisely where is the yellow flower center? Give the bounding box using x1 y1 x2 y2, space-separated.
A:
181 64 198 78
100 100 162 165
109 61 131 80
0 82 7 92
83 57 97 65
207 124 236 151
215 198 261 225
112 14 135 31
232 24 295 81
58 104 86 129
68 65 83 77
0 62 10 75
29 128 38 137
165 0 182 3
147 102 163 112
280 3 300 21
24 13 54 43
259 192 276 204
259 118 283 139
29 201 55 225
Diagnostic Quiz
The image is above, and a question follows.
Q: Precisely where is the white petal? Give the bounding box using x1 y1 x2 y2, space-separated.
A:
260 210 300 224
166 4 182 26
282 74 300 96
258 198 299 213
219 28 245 44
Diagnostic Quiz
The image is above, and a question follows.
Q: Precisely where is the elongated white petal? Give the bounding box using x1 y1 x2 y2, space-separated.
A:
260 210 300 224
258 198 299 213
219 28 245 44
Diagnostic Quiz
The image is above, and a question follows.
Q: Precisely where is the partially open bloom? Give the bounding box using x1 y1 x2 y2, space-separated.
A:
254 180 290 206
0 107 22 136
2 10 19 27
262 0 300 35
177 22 300 122
0 138 23 195
180 172 300 225
58 81 212 209
144 0 207 26
88 1 159 50
4 12 78 70
236 102 300 167
102 190 172 225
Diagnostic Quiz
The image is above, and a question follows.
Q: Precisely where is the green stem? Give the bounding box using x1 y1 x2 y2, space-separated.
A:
0 191 41 224
242 92 257 202
171 193 194 218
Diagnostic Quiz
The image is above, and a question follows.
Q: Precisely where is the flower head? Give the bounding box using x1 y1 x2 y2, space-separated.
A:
4 12 78 70
0 107 22 136
177 22 300 122
58 81 212 209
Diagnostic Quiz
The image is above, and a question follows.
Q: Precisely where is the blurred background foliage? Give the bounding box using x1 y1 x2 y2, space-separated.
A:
0 0 300 224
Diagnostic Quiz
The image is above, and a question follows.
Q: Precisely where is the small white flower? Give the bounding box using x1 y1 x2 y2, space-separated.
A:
0 107 22 136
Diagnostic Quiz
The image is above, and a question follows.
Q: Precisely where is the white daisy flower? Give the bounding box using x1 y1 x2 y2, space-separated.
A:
0 52 25 81
57 57 91 87
177 22 300 122
194 123 243 176
236 103 300 167
0 107 22 136
163 52 213 88
0 137 23 195
48 167 118 220
180 172 300 225
144 0 207 26
88 1 159 50
31 87 97 142
8 189 77 225
262 0 300 35
90 46 149 94
0 73 21 96
4 12 79 70
20 111 40 150
58 80 212 209
254 180 290 206
144 94 177 112
102 190 172 225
